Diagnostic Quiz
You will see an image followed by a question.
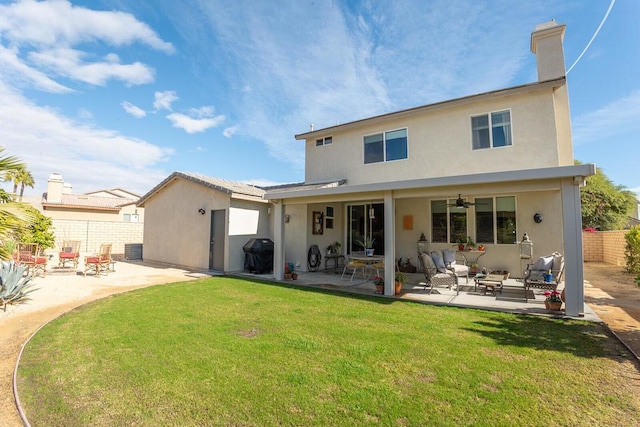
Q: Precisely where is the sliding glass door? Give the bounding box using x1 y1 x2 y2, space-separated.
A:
347 203 384 255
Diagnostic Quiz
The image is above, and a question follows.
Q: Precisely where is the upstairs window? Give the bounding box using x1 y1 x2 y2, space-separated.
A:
364 128 407 164
316 136 332 146
471 110 512 149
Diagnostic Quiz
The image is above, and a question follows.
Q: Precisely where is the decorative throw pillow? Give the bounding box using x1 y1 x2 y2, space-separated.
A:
421 253 437 271
532 255 554 271
430 252 447 273
551 252 563 274
442 249 457 266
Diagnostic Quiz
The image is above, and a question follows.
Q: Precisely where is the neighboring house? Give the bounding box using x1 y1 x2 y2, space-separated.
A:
264 21 595 317
136 171 269 272
38 173 144 257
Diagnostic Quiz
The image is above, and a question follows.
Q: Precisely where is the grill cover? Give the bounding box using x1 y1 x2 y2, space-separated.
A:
243 238 274 273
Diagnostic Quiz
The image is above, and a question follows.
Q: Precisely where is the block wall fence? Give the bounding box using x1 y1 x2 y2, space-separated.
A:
49 219 144 260
582 230 628 267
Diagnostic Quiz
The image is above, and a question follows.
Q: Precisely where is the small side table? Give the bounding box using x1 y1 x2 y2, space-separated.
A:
474 273 505 296
325 254 345 273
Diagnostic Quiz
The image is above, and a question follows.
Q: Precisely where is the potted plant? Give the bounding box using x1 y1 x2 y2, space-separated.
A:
373 276 384 294
394 271 406 295
357 236 376 256
327 241 342 255
284 263 293 280
454 237 466 251
544 290 563 311
465 236 476 250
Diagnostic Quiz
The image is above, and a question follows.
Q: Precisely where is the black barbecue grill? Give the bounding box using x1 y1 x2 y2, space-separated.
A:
243 238 274 274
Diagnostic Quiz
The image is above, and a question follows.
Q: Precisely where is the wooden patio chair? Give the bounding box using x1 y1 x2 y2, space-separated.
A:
16 243 47 277
58 240 81 269
417 252 458 294
84 244 112 277
341 255 367 281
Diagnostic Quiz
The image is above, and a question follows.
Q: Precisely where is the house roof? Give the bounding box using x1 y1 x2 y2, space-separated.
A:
84 188 141 199
264 164 597 200
42 193 137 211
296 77 566 140
136 171 266 207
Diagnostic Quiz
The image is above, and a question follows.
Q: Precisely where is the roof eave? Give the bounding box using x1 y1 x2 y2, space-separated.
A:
264 164 596 200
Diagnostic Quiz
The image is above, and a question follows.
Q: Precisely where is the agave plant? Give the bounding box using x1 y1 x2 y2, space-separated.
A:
0 261 37 311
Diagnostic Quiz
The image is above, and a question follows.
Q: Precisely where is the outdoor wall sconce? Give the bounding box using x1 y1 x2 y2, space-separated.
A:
284 214 291 223
198 208 206 215
533 212 543 223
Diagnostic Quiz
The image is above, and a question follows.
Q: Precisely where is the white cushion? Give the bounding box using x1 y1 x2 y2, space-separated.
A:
551 252 563 273
430 252 447 273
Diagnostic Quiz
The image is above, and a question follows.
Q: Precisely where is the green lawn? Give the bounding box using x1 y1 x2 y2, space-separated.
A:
17 277 640 426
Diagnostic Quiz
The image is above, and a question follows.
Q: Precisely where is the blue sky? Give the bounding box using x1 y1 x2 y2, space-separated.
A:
0 0 638 199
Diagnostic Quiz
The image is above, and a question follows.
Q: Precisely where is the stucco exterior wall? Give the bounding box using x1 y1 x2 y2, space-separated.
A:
304 85 569 185
228 198 271 272
142 178 231 270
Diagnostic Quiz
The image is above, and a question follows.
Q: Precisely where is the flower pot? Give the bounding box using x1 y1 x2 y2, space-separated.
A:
375 284 384 294
543 273 553 283
394 281 403 295
291 273 298 280
284 273 292 280
365 248 375 257
546 301 562 311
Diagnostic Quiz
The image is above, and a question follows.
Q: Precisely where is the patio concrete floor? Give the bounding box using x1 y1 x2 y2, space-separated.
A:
233 268 600 322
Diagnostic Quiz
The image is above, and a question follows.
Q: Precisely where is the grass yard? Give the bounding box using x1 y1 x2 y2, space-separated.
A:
17 277 640 426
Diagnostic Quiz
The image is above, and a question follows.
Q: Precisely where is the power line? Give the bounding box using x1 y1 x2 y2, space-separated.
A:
567 0 616 74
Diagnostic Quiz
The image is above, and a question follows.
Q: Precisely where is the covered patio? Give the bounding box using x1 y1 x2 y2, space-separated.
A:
234 269 599 321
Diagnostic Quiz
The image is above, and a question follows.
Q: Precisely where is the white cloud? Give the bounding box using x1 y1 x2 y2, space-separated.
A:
121 101 147 118
572 91 640 145
29 48 155 86
223 126 238 138
166 112 225 134
153 90 178 111
183 0 546 167
0 82 172 196
0 0 173 90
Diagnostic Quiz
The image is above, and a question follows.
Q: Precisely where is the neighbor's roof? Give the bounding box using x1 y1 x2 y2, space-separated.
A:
42 193 137 211
137 171 266 206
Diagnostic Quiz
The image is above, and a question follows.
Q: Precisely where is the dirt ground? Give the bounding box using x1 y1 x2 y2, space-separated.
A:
1 262 639 426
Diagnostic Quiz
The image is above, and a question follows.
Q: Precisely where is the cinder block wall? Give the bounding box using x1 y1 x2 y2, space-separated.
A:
582 230 628 267
49 219 144 260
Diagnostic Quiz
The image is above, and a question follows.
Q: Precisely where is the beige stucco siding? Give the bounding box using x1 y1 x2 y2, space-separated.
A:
305 86 568 185
228 198 271 272
142 178 231 270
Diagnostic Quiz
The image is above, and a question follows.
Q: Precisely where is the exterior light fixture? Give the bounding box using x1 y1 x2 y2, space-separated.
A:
533 212 543 223
198 208 206 215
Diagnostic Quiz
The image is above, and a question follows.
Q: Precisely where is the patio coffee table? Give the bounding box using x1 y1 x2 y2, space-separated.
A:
474 273 505 296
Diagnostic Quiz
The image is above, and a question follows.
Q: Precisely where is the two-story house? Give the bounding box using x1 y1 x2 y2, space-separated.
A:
265 21 595 317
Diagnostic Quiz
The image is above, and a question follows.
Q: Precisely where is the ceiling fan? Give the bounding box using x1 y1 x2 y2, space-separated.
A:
447 194 477 208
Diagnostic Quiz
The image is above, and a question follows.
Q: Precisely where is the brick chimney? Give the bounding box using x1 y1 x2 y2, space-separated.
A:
530 20 566 81
46 173 64 203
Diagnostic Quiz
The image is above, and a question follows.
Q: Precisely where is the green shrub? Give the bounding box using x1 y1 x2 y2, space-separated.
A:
624 226 640 274
0 261 37 311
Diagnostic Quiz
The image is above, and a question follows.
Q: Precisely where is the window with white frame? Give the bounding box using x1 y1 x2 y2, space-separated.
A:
364 128 407 164
431 199 468 244
325 206 334 229
471 110 512 149
123 213 139 222
315 136 333 147
475 196 516 244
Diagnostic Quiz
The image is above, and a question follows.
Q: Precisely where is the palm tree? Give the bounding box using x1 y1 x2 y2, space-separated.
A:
17 168 35 201
4 165 35 201
0 148 37 259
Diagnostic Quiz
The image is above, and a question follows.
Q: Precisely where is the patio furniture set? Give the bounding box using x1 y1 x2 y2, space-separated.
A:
13 241 114 278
